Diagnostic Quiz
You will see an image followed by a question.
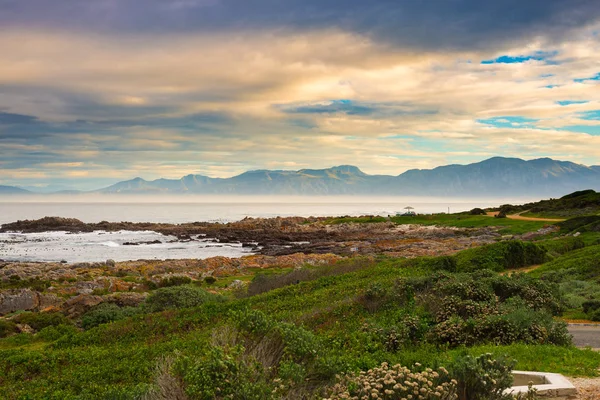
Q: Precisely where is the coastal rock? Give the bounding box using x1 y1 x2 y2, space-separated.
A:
0 289 62 315
104 292 147 307
0 289 39 315
62 294 104 317
15 324 35 334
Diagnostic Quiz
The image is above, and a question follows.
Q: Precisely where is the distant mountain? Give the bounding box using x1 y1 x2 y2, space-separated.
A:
393 157 600 196
0 185 31 195
19 184 78 193
95 157 600 197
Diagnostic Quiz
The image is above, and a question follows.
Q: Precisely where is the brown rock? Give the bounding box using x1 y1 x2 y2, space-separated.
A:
62 294 103 317
15 323 35 334
104 292 147 307
0 289 39 315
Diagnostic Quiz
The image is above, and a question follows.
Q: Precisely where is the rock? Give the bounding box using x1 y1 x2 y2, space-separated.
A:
75 281 104 295
38 293 63 309
0 289 39 315
106 259 116 267
229 280 245 289
104 292 147 307
61 294 103 317
15 324 35 334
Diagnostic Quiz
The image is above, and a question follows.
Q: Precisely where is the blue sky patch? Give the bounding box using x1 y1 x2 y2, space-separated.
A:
481 51 558 65
574 73 600 82
579 110 600 120
559 125 600 135
556 100 589 106
477 116 539 128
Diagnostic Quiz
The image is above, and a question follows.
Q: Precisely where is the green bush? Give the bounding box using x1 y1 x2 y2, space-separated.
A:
0 319 17 338
175 347 273 400
455 241 546 272
81 303 140 330
470 208 487 215
144 285 221 313
582 299 600 314
158 275 192 288
12 312 71 331
36 324 79 341
451 353 516 400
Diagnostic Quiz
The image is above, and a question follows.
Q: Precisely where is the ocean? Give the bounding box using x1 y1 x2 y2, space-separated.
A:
0 196 536 263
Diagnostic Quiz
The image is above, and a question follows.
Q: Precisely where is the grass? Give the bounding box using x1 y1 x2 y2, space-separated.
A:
2 247 598 398
326 213 550 235
4 210 600 398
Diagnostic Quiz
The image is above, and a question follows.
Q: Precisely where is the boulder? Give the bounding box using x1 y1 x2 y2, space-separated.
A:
15 324 35 334
0 289 39 315
61 294 104 317
104 292 147 307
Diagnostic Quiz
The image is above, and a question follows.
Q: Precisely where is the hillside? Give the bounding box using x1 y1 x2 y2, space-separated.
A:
0 185 31 195
497 189 600 217
94 157 600 196
3 211 600 398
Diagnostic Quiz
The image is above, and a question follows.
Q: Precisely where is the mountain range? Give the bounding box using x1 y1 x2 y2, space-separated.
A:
3 157 600 197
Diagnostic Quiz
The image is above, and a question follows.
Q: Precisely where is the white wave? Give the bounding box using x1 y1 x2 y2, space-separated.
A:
98 241 120 247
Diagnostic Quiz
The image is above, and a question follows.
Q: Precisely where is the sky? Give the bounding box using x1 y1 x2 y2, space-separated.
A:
1 0 600 190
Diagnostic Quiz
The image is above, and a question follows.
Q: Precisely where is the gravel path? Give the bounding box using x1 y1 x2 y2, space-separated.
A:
569 377 600 399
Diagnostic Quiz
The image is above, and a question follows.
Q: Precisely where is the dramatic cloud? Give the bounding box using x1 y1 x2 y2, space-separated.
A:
0 0 599 189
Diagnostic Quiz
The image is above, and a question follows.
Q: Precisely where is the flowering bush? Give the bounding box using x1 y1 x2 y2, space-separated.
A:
326 362 458 400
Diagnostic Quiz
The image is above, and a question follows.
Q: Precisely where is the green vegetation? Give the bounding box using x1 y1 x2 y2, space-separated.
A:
529 243 600 321
390 214 548 235
501 189 600 218
4 199 600 398
2 244 599 399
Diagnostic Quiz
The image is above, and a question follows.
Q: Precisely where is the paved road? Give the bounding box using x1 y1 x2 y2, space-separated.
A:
568 325 600 349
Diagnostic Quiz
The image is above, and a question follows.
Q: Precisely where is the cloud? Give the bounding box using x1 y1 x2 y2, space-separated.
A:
0 3 600 189
1 0 600 51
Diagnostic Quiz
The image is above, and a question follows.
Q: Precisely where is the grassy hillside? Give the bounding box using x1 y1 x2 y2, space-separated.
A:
2 239 600 399
3 207 600 399
326 214 549 235
499 189 600 218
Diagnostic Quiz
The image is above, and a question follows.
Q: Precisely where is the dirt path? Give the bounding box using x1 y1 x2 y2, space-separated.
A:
486 211 566 222
499 264 542 275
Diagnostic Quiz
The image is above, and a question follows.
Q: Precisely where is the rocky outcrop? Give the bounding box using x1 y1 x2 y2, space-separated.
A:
61 294 104 317
0 289 62 315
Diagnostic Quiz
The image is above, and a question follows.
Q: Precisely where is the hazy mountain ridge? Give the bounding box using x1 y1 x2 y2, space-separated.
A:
0 185 31 195
4 157 600 197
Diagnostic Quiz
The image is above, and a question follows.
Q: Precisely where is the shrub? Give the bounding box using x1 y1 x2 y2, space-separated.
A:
582 299 600 314
144 286 220 313
455 241 546 272
12 312 71 331
158 275 192 288
326 362 458 399
0 319 17 338
451 353 516 400
81 303 139 330
36 324 79 341
175 346 273 400
204 276 217 285
470 208 487 215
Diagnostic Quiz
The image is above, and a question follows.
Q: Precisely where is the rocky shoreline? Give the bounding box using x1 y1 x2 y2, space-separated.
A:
0 215 509 319
0 216 500 257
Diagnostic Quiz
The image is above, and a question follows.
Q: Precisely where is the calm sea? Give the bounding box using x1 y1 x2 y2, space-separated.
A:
0 196 536 225
0 197 537 262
